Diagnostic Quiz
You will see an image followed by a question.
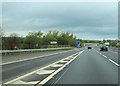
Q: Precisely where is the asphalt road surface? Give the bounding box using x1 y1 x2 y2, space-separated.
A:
2 48 83 83
1 47 119 86
46 48 119 85
2 49 74 64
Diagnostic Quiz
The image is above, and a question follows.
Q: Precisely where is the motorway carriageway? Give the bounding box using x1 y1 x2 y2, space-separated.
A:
2 48 83 83
46 48 119 85
1 48 119 86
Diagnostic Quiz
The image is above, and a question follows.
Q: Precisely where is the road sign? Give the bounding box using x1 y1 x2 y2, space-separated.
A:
76 41 80 46
50 41 57 44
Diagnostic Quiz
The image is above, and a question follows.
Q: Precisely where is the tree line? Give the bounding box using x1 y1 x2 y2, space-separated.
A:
2 30 78 50
1 30 119 50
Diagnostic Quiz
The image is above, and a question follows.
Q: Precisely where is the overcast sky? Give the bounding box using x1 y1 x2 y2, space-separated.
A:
2 2 118 40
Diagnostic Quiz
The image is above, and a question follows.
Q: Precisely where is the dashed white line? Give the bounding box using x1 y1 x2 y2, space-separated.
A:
95 49 107 59
94 49 119 66
109 59 119 66
102 55 107 58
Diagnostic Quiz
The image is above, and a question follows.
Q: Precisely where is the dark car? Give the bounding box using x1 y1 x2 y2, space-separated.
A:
100 46 108 51
88 46 92 49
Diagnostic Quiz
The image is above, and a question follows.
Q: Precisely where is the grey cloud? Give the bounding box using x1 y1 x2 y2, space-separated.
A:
2 2 118 40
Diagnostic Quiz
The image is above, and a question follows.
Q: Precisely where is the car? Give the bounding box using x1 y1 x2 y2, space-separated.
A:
100 46 108 51
88 46 92 49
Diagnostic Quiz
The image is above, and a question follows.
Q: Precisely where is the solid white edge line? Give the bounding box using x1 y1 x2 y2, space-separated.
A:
3 50 82 85
53 63 71 85
2 49 75 65
38 50 84 85
109 59 120 66
52 50 84 85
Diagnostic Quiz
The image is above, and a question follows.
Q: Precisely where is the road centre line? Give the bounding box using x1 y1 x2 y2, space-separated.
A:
3 50 83 85
2 49 75 65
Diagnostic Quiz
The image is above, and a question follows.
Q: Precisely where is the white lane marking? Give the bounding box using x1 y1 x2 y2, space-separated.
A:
102 55 107 58
36 70 55 75
58 61 68 63
51 64 63 67
109 59 120 66
38 50 84 85
64 58 71 60
94 49 107 58
96 50 120 66
94 49 120 66
4 51 81 84
12 80 39 84
53 63 71 85
2 49 75 65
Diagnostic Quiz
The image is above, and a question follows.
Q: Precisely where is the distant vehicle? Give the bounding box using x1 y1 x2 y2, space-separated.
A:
88 46 92 49
100 46 108 51
105 42 109 46
105 42 109 48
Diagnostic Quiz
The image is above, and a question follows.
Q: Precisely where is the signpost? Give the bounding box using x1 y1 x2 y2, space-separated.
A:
50 41 57 44
76 41 81 47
